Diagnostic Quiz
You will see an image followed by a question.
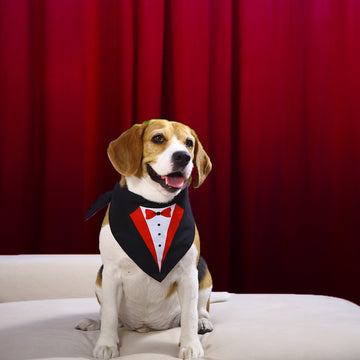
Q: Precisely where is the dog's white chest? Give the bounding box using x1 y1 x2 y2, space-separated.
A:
119 271 181 331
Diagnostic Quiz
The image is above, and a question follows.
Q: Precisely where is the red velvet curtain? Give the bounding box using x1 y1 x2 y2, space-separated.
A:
1 0 360 303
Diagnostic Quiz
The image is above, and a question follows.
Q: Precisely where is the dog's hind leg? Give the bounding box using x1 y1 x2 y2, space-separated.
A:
75 267 103 332
197 257 214 334
75 318 101 331
198 287 213 334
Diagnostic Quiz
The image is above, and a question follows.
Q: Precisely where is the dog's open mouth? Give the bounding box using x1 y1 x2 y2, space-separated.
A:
147 164 185 192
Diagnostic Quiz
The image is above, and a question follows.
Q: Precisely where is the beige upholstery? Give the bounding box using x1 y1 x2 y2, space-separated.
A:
1 255 360 360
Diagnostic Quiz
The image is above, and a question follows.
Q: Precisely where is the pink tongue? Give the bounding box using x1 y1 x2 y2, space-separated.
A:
162 175 184 188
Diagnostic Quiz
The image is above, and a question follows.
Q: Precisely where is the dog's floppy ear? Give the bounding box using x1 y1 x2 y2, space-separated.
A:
108 123 147 177
191 130 212 188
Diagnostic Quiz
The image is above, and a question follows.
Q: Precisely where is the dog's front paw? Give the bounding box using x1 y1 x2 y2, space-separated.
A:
178 339 204 359
93 339 119 360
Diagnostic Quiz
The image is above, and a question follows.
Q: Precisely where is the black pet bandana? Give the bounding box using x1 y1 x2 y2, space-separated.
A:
86 183 195 282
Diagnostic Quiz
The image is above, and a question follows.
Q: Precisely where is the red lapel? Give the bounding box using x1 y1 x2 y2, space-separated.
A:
161 204 184 267
130 207 158 265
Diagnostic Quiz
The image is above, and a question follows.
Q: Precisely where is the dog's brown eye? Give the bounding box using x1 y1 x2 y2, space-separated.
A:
186 139 194 149
152 134 165 144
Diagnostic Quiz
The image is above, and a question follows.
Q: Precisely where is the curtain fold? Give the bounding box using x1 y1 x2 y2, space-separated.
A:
1 0 359 303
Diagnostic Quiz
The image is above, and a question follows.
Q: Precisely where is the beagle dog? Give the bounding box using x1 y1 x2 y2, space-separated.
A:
77 119 213 360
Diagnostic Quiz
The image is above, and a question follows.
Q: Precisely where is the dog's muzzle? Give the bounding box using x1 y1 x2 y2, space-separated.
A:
147 164 187 192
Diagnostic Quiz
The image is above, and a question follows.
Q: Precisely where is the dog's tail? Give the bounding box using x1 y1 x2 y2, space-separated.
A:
210 291 231 303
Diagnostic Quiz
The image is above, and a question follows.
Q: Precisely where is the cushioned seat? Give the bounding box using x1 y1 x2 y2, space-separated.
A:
1 255 360 360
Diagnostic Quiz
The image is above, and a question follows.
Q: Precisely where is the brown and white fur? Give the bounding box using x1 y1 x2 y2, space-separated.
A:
76 119 213 360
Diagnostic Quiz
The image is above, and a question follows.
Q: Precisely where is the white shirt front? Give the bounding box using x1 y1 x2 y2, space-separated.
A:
140 204 175 270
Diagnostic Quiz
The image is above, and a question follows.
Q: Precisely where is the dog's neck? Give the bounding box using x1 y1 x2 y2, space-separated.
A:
125 176 182 204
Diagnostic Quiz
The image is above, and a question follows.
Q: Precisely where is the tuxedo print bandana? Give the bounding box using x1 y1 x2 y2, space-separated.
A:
86 183 195 282
132 204 179 271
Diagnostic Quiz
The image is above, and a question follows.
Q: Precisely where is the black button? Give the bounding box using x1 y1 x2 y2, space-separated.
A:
157 224 161 226
158 233 161 236
158 244 162 247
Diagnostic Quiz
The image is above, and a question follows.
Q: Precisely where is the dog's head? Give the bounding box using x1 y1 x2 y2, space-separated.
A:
107 119 212 203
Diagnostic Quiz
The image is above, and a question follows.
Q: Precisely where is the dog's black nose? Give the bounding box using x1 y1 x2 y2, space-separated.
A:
172 151 191 167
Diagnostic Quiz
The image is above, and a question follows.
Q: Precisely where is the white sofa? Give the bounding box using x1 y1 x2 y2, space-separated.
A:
1 255 360 360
